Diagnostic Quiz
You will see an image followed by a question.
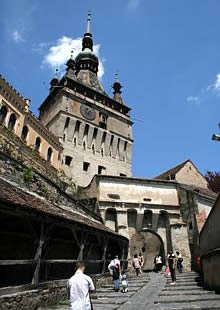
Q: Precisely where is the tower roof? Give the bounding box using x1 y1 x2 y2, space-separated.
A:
74 11 105 93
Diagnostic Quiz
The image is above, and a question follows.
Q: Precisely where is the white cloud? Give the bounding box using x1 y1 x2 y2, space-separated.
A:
127 0 140 10
12 30 24 43
187 96 200 104
213 73 220 94
42 36 104 79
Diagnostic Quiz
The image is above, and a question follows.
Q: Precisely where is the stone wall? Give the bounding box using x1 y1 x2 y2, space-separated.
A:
0 276 112 310
0 150 101 221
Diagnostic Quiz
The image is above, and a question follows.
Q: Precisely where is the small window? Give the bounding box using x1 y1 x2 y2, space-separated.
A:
47 147 53 162
170 174 176 180
8 113 16 131
65 156 72 166
108 194 120 199
74 137 77 146
64 117 70 129
98 165 106 175
83 162 90 172
63 134 66 141
21 125 28 142
101 148 104 156
35 137 41 152
143 198 152 202
0 105 7 123
120 173 127 177
189 222 193 230
83 141 86 150
92 144 95 154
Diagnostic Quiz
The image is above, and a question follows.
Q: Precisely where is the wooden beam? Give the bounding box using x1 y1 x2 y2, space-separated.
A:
77 231 88 260
0 260 36 265
31 222 45 285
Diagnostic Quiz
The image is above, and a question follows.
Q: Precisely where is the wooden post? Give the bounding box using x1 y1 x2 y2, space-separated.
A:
77 231 88 261
31 222 45 285
101 237 109 274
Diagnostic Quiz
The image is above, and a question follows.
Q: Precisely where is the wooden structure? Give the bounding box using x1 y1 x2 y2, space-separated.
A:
0 177 128 288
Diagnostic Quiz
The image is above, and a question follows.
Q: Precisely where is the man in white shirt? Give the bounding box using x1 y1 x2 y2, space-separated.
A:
108 255 121 275
67 261 95 310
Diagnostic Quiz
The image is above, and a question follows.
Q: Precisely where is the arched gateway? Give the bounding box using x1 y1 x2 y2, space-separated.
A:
130 229 165 271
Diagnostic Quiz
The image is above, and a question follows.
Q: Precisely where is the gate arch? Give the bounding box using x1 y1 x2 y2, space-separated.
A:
130 229 165 271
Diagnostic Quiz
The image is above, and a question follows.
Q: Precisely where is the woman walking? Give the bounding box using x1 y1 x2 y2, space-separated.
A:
167 250 176 285
133 254 141 276
176 251 183 274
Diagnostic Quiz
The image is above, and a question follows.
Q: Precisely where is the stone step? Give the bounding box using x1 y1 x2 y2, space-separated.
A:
154 301 220 310
93 305 119 310
159 290 215 296
162 286 207 291
155 294 220 304
166 278 202 282
97 292 134 298
101 283 144 288
165 281 204 287
96 287 139 293
92 297 127 305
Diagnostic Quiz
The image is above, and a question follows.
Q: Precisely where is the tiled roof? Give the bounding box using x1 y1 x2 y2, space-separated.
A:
0 177 125 238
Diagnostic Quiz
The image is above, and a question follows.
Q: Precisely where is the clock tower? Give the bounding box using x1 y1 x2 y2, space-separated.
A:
39 12 133 186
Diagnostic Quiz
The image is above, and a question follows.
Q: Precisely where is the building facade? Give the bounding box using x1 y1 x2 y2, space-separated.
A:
85 174 216 271
0 75 62 171
38 13 133 187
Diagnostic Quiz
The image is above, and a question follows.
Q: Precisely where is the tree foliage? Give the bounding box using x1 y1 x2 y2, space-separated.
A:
205 171 220 193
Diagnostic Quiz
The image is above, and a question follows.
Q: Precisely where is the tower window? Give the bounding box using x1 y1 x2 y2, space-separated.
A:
47 147 53 162
98 165 106 175
74 137 77 146
101 148 104 156
83 162 90 172
35 137 41 152
21 125 29 142
64 117 70 129
0 105 8 123
8 113 16 131
83 141 86 150
92 144 95 154
65 156 72 166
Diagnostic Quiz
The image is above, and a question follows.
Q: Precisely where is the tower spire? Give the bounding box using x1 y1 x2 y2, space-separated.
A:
113 73 124 104
82 11 93 51
86 10 91 33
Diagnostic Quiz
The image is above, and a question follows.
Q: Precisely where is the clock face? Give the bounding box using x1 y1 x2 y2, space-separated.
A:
80 104 96 120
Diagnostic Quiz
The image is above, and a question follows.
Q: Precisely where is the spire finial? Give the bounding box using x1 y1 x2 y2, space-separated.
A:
115 72 119 82
70 49 74 59
54 67 58 79
86 10 91 33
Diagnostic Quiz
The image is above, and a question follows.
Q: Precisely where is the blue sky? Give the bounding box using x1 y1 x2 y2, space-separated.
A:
1 0 219 178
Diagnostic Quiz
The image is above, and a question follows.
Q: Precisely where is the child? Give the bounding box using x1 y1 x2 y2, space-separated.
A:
121 271 128 293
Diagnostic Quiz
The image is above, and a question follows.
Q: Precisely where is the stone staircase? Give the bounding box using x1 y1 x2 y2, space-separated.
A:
92 273 151 310
155 272 220 310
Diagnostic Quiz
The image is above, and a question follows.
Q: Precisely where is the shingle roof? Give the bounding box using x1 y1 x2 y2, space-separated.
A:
0 177 125 239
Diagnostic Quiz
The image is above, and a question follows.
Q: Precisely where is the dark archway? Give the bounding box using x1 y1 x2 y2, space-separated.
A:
130 229 165 271
8 113 16 131
0 105 7 124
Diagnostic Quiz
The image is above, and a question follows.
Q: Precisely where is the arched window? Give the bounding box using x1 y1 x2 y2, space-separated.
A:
8 113 16 131
21 125 28 142
0 105 7 123
35 137 41 152
47 147 53 161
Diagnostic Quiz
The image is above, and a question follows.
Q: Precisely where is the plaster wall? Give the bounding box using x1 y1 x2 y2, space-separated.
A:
176 161 208 189
99 180 179 206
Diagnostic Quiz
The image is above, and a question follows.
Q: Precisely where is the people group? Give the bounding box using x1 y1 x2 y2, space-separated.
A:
67 250 184 309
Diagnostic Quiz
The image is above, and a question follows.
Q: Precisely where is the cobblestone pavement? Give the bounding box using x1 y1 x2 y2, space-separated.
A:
38 272 220 310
